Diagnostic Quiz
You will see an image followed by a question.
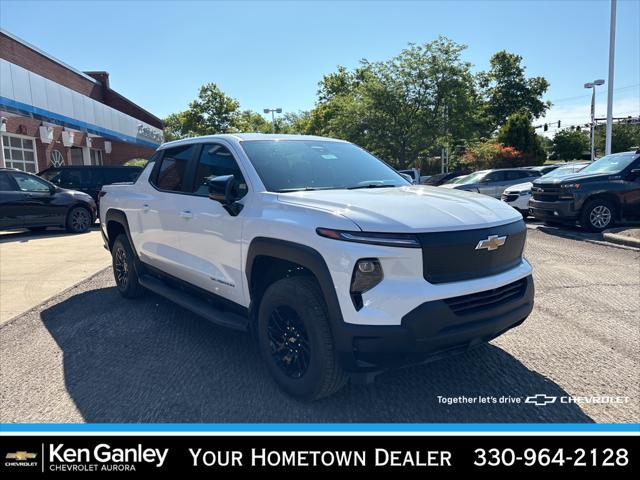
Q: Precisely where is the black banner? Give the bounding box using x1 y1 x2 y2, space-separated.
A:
0 435 635 476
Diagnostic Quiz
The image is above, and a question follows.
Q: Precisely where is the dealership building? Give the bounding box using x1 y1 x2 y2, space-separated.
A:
0 29 163 173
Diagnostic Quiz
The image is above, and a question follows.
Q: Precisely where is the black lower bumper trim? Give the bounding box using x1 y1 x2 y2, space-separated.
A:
334 275 534 372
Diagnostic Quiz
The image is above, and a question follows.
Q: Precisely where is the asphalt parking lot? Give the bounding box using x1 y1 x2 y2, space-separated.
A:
0 223 638 424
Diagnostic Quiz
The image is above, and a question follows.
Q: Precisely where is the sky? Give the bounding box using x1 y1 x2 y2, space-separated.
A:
1 0 639 136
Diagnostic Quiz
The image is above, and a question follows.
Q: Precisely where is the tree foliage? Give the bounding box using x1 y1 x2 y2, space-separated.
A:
163 38 551 171
460 142 523 170
496 110 546 163
478 51 550 133
595 123 640 154
552 129 589 160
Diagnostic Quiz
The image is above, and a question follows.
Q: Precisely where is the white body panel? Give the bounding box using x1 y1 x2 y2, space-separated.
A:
502 181 533 211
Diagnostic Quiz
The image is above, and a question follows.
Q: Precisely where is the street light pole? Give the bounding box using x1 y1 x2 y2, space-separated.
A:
605 0 617 155
584 80 605 161
263 108 283 134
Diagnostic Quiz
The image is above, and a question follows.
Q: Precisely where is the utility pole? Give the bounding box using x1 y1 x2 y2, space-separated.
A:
584 80 605 161
263 108 282 134
605 0 617 155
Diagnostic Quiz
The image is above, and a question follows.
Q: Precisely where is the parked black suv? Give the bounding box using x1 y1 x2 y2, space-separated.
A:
529 150 640 231
39 165 142 209
0 168 97 233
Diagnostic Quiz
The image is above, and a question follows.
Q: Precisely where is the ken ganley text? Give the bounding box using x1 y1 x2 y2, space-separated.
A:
190 448 452 468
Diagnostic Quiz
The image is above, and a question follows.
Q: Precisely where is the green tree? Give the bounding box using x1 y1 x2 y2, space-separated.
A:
183 83 241 135
308 37 479 168
478 51 550 133
595 123 640 154
496 111 546 164
552 129 589 160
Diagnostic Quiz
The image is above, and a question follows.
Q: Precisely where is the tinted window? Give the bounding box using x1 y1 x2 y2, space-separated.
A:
192 144 247 197
60 168 98 189
0 172 17 191
155 145 195 191
485 171 506 182
103 168 141 184
13 173 52 192
241 140 408 192
505 170 530 180
39 168 63 184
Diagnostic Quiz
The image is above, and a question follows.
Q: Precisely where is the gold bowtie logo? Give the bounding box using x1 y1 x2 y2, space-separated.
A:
6 451 37 461
475 235 507 251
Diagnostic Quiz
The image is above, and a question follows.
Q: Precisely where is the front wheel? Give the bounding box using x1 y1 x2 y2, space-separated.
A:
580 199 616 232
112 234 144 298
257 276 348 401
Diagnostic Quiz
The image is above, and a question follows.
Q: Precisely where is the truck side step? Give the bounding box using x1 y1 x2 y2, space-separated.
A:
139 274 249 331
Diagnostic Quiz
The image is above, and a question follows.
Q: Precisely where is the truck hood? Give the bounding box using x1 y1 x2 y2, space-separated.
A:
277 185 521 232
533 172 608 186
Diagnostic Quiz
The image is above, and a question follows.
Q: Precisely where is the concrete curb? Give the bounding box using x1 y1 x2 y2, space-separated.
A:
603 229 640 249
0 266 111 330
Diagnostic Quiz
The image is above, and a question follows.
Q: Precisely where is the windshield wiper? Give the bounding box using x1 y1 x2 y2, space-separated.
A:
347 184 398 190
275 186 341 193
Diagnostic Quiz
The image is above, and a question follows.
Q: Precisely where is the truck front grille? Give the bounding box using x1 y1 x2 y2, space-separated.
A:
444 278 528 315
416 220 526 284
532 185 562 202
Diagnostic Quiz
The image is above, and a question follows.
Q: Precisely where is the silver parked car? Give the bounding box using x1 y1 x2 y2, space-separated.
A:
439 168 542 198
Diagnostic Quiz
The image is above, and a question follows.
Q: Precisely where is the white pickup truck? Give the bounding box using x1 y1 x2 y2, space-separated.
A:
100 134 534 400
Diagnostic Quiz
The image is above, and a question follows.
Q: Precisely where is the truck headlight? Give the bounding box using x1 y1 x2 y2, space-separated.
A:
350 259 383 310
316 228 420 248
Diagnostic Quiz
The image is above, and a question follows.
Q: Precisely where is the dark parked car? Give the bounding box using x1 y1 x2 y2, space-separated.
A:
39 165 142 209
522 164 561 175
423 171 469 186
0 168 97 233
529 150 640 231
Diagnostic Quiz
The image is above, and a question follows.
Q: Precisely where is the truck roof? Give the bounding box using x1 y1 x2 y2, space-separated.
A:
159 133 348 150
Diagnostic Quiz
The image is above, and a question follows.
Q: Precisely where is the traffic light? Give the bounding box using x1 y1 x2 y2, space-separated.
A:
544 124 548 131
557 120 561 128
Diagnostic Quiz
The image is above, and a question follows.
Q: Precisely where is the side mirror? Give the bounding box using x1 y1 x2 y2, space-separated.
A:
207 175 243 215
49 185 56 195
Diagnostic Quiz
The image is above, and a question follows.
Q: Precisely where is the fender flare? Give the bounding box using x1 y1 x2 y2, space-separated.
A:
245 237 344 326
104 208 136 254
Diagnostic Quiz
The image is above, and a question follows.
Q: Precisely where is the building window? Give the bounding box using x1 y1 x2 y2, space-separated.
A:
90 149 103 165
2 133 38 173
50 150 65 167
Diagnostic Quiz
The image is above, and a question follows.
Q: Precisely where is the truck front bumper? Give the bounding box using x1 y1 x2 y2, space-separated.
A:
529 198 577 221
334 275 534 372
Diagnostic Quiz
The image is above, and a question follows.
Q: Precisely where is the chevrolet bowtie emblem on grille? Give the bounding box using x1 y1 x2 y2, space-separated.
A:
475 235 506 251
6 451 37 461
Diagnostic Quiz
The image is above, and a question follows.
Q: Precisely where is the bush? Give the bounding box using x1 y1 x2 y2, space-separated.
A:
123 158 148 167
460 142 525 170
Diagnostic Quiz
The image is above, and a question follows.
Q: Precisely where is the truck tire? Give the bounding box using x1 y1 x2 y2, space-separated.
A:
580 198 616 232
111 233 145 298
66 206 92 233
257 276 348 400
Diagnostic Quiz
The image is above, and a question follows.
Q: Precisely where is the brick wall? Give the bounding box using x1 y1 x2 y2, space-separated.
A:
106 141 156 166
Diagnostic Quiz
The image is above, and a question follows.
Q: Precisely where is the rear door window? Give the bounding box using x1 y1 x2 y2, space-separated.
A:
0 172 18 191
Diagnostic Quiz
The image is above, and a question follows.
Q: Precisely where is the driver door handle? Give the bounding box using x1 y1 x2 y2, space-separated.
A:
179 210 194 219
142 204 150 212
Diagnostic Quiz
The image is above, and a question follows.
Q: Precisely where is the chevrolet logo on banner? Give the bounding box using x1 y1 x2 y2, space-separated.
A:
6 451 37 461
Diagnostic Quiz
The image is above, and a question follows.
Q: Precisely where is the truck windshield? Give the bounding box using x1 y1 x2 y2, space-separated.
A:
240 140 409 192
579 152 638 175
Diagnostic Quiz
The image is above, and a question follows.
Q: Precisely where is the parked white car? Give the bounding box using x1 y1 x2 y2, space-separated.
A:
501 163 590 216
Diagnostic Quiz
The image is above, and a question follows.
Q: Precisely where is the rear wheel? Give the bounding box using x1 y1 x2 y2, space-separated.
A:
66 206 91 233
580 198 615 232
112 233 144 298
257 276 348 400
